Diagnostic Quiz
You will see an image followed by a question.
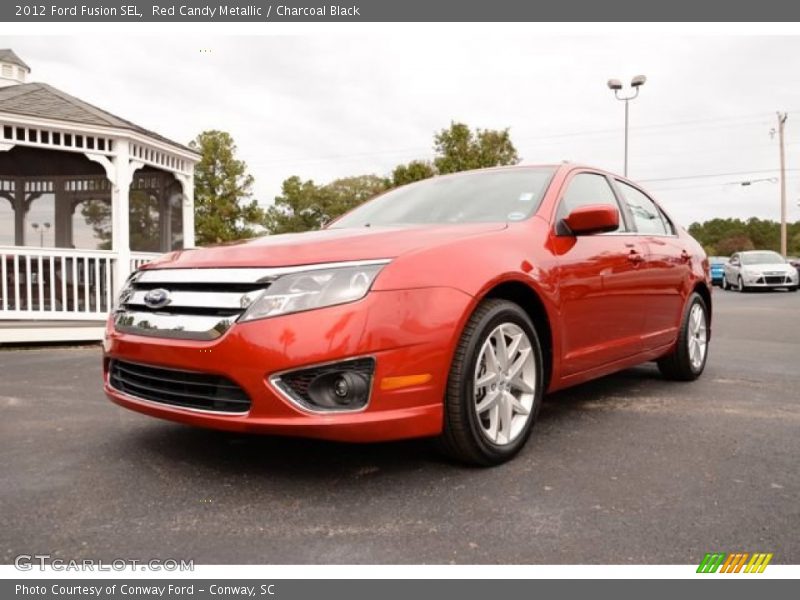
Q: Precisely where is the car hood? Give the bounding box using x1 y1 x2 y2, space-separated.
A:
743 263 795 273
145 223 507 269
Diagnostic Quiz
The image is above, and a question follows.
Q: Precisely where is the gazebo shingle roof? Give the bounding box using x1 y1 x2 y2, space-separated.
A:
0 49 30 71
0 82 195 154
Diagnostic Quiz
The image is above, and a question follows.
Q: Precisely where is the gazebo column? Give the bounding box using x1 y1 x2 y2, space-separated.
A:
111 139 132 294
13 177 24 246
0 143 23 246
177 166 195 248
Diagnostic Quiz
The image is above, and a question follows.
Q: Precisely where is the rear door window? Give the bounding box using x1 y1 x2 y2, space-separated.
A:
616 181 670 235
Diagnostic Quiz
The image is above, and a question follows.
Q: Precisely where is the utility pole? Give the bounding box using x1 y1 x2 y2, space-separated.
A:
777 112 788 257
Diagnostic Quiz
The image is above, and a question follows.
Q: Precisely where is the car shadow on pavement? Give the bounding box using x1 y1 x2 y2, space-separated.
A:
119 364 669 476
540 363 668 421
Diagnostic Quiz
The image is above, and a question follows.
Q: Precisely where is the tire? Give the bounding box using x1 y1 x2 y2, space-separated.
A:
738 276 748 293
438 299 545 466
721 276 728 291
657 292 709 381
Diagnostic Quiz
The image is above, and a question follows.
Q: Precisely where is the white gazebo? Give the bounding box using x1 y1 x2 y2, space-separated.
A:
0 49 199 343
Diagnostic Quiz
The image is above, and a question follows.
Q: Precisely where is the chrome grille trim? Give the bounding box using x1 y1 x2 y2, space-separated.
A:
114 311 236 340
127 289 250 310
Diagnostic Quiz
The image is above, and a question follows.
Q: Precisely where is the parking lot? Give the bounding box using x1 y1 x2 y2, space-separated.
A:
1 289 798 565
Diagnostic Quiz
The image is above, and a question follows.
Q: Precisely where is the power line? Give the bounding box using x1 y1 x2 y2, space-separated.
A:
647 174 800 193
253 110 797 166
639 168 800 184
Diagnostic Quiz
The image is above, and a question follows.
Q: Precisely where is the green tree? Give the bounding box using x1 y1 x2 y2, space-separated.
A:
746 217 780 251
264 174 388 234
325 174 389 211
789 231 800 256
391 160 436 187
190 130 262 245
716 234 755 255
262 121 521 235
78 198 112 250
433 122 519 174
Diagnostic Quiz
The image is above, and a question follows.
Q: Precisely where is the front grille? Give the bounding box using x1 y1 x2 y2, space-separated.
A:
109 359 251 413
764 276 788 284
114 268 277 340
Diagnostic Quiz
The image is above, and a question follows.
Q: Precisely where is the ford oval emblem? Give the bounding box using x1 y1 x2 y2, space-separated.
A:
143 288 171 309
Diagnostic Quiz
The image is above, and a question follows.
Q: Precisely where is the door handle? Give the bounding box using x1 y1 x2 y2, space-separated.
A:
680 250 691 262
628 249 645 264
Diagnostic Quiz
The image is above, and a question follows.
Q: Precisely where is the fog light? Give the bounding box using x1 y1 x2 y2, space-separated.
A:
309 371 369 408
271 357 375 412
333 376 349 398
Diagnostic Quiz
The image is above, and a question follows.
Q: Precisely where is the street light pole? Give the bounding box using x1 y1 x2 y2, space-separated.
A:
777 112 788 257
30 222 51 247
623 97 629 177
608 75 647 177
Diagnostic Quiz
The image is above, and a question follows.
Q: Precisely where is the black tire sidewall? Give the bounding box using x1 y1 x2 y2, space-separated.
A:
455 302 544 462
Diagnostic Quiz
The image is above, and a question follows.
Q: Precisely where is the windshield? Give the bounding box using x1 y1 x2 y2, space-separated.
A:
330 168 555 228
741 251 785 265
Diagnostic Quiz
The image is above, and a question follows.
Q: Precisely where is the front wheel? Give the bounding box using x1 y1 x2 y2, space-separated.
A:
721 276 729 291
738 276 748 293
439 299 544 466
657 292 709 381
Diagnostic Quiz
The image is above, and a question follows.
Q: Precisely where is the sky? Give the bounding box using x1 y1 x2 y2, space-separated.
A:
5 34 800 231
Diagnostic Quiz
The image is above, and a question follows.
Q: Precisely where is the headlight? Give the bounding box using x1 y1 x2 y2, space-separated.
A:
115 272 138 310
239 262 388 322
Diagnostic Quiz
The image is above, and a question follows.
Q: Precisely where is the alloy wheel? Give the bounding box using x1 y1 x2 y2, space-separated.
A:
687 303 708 371
473 322 536 446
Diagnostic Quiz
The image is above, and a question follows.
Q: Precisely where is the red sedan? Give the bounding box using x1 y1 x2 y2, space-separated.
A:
104 164 711 465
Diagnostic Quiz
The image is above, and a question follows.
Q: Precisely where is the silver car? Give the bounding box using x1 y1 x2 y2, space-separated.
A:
722 250 799 292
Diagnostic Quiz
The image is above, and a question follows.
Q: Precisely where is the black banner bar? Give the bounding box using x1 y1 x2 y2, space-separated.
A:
3 579 798 600
3 0 800 22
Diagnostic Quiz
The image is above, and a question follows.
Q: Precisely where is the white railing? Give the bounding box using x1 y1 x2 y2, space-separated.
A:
0 246 116 321
130 251 161 272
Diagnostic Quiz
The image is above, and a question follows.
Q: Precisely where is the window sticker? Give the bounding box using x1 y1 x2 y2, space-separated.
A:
518 192 534 202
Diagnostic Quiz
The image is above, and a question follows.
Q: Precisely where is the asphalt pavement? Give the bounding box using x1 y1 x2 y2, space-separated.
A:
1 288 798 564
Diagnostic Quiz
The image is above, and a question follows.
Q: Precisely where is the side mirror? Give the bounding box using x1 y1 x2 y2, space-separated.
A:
563 204 620 235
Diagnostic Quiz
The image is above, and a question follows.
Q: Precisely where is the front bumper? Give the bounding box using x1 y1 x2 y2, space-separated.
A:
103 286 473 442
741 274 798 288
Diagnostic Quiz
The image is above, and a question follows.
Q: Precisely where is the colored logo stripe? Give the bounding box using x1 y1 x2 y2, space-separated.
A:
744 553 773 573
697 552 773 573
697 553 726 573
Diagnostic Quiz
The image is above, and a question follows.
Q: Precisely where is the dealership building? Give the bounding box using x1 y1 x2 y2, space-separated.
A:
0 49 199 343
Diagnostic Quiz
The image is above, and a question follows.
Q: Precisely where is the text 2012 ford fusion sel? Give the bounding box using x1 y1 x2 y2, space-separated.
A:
103 164 711 465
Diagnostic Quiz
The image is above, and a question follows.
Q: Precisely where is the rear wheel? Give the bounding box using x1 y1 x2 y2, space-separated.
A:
657 292 709 381
439 299 544 466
